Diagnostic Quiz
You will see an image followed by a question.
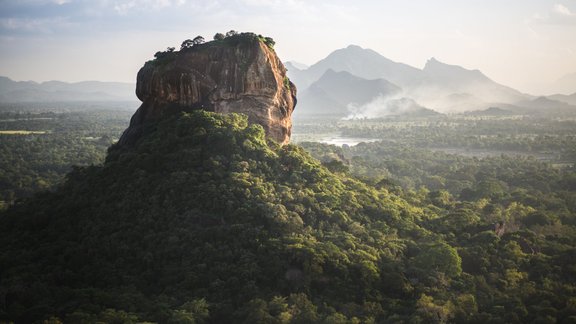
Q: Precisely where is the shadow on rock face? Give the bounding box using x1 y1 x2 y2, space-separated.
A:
118 34 297 147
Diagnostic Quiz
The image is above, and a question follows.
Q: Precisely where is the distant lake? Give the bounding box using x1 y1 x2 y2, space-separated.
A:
320 136 380 147
292 132 380 147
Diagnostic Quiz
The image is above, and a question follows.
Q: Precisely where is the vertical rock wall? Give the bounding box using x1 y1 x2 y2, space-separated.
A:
118 36 297 146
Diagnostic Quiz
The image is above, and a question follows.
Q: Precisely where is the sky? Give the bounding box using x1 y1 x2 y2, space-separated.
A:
0 0 575 95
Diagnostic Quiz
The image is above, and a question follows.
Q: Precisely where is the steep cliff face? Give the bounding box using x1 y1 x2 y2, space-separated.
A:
118 34 297 146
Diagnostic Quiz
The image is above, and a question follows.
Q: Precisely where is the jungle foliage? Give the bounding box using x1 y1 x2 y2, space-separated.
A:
0 111 574 323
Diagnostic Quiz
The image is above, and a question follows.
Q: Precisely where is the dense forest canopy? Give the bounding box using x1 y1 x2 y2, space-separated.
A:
0 107 575 323
0 105 133 207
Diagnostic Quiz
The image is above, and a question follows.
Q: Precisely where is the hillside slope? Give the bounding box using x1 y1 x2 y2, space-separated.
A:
0 111 432 323
1 111 575 323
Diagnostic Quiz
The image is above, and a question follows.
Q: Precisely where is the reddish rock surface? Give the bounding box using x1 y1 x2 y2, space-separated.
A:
119 35 297 146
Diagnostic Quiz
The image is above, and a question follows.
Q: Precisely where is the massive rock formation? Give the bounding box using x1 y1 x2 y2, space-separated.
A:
118 33 297 146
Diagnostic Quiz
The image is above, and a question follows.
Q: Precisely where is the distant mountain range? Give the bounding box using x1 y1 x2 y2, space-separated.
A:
0 76 137 102
550 73 576 95
464 107 518 116
288 45 422 91
2 48 575 118
285 61 309 71
287 45 576 118
549 92 576 106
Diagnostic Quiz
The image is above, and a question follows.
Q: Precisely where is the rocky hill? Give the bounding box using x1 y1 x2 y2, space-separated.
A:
118 33 297 146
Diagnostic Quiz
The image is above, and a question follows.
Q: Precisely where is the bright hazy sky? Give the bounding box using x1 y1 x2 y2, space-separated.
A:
1 0 575 95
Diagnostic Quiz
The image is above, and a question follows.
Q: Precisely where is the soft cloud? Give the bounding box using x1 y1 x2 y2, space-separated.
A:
0 17 71 33
240 0 302 8
533 3 576 25
233 0 313 18
553 4 574 16
113 0 187 14
234 0 354 22
113 1 136 14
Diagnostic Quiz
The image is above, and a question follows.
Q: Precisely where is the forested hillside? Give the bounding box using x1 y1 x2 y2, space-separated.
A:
1 111 575 323
0 106 133 206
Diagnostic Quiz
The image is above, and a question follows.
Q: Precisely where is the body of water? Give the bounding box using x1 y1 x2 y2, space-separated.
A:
291 132 380 147
320 136 380 147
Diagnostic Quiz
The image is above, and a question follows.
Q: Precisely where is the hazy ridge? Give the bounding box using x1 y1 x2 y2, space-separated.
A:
288 45 576 118
0 76 137 102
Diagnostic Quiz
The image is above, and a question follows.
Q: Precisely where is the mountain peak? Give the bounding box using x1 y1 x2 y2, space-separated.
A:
345 44 364 50
319 45 379 63
319 68 348 78
301 45 423 88
424 57 488 83
424 57 460 70
284 61 308 71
